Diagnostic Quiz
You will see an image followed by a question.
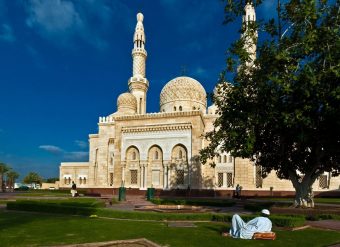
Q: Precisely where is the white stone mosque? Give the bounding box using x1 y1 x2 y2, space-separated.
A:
60 3 339 196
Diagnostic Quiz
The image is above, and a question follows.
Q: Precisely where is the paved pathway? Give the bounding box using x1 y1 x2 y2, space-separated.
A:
307 220 340 231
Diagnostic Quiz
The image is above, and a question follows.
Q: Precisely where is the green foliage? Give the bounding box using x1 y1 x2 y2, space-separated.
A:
201 0 340 204
150 198 235 207
44 177 59 183
23 172 42 184
243 202 275 212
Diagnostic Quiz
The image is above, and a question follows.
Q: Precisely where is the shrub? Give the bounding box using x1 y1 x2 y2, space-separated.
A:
7 201 97 216
150 198 235 207
243 202 275 212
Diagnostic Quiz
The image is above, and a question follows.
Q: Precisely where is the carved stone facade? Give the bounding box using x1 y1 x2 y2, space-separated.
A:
60 10 340 193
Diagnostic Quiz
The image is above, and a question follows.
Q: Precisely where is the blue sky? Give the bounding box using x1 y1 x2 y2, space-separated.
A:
0 0 275 180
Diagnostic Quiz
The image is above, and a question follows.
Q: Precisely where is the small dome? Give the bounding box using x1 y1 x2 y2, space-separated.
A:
160 76 207 112
117 92 137 114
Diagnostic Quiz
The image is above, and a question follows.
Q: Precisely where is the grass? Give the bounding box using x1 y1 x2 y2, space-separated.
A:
0 211 339 247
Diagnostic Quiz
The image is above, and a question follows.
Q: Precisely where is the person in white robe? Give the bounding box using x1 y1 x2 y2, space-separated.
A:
228 209 272 239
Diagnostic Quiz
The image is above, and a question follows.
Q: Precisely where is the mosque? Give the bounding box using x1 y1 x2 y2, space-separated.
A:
60 3 339 196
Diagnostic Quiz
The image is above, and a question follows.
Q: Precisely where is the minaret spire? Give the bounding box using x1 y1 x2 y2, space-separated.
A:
242 1 257 65
128 12 149 114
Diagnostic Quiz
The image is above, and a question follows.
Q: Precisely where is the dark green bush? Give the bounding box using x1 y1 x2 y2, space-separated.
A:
243 202 275 212
7 201 97 216
150 198 235 207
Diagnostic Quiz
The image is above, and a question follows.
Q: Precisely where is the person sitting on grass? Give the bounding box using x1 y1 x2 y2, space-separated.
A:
222 209 272 239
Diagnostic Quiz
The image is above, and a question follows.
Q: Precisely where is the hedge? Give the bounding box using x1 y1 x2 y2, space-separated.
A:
7 201 97 216
150 198 235 207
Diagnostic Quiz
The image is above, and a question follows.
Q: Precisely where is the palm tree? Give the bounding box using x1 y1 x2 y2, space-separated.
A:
6 170 19 191
0 163 9 192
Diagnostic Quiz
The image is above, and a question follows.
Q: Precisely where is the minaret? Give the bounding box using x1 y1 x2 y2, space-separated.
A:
128 13 149 114
242 0 257 65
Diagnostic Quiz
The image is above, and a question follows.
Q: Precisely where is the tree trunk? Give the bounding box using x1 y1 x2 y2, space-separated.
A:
0 174 3 192
289 171 316 208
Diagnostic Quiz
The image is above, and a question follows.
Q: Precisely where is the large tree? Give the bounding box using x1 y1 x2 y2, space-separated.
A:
23 172 42 186
6 170 19 191
201 0 340 207
0 162 9 192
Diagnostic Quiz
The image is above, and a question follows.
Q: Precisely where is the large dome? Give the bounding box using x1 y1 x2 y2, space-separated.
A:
117 92 137 114
160 76 207 112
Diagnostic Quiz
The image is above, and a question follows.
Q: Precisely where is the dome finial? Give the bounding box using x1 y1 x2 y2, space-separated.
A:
137 13 144 22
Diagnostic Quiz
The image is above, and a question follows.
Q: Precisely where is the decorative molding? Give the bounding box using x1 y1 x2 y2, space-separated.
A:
122 123 192 133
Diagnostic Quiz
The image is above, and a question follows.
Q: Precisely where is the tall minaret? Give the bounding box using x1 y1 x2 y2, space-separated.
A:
128 13 149 114
242 0 257 65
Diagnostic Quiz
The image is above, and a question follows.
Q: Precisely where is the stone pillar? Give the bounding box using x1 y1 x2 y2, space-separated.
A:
140 164 143 189
223 172 227 188
144 163 148 188
121 162 126 187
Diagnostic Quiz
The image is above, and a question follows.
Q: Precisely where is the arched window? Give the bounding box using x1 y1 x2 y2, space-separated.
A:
193 106 196 110
68 177 71 185
132 151 136 160
83 177 87 184
155 151 159 160
218 155 221 163
174 106 177 111
223 155 227 163
179 150 183 159
79 177 82 185
179 106 182 111
64 177 67 185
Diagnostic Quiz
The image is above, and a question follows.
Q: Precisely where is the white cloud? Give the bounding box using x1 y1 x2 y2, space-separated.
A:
24 0 132 49
26 0 83 44
39 143 88 161
64 151 88 160
193 66 207 77
39 145 64 154
75 140 87 149
0 24 15 42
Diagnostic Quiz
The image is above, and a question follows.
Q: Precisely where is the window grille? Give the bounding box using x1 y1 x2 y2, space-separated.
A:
110 173 114 186
131 170 138 184
179 150 182 159
319 175 328 189
176 170 184 185
255 166 262 188
217 173 223 187
227 173 233 187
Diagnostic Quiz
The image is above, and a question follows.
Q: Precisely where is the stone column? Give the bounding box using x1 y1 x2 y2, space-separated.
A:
121 162 126 187
144 163 148 188
140 164 143 189
223 172 227 188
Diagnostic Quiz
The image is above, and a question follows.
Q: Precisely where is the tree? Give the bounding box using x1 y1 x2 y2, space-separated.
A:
200 0 340 207
45 177 59 183
23 172 42 185
0 162 9 192
6 170 19 190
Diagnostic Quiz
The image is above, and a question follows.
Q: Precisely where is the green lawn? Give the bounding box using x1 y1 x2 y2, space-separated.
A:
0 211 339 247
